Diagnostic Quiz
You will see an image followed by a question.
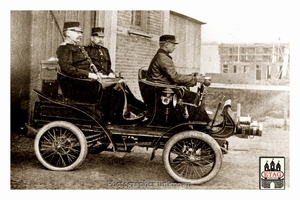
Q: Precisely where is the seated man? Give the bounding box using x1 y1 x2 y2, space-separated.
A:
85 26 146 123
56 21 98 79
84 27 115 78
147 34 211 124
56 22 145 123
83 26 118 120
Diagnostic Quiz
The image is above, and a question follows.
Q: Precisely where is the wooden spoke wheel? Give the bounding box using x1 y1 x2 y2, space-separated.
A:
34 121 88 171
163 130 222 184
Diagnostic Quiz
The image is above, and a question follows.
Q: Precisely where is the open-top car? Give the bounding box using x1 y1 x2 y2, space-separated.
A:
29 63 262 185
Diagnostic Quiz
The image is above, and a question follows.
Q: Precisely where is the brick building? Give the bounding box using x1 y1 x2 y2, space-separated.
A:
10 10 205 131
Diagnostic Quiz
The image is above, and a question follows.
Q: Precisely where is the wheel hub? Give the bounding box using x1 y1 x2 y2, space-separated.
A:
53 137 72 155
188 154 197 162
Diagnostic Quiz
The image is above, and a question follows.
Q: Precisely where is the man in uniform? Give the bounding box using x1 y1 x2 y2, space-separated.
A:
85 27 115 78
147 34 211 124
56 21 98 80
84 27 120 121
82 27 145 122
56 22 145 123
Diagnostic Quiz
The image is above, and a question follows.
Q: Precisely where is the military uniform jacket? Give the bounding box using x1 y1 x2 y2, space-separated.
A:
56 43 91 78
85 44 113 75
147 49 197 87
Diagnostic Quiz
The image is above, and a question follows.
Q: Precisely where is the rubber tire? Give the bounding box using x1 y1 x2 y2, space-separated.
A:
34 121 88 171
163 130 222 185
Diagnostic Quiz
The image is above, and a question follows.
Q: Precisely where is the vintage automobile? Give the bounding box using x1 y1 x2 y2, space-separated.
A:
30 64 263 185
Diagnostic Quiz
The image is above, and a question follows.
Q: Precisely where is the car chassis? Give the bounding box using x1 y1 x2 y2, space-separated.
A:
29 66 263 185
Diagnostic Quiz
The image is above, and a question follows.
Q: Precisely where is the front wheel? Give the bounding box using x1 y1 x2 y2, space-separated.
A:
163 130 222 185
34 121 88 171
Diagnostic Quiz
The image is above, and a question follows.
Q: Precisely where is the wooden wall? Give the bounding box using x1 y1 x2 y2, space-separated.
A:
11 11 32 132
30 11 96 62
169 11 204 74
10 11 96 128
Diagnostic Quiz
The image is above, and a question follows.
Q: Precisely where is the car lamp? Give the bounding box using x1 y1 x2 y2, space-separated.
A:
203 76 211 87
161 88 174 105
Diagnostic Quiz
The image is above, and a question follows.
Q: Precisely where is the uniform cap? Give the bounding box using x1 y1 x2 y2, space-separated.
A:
159 35 178 44
63 21 83 33
92 27 105 36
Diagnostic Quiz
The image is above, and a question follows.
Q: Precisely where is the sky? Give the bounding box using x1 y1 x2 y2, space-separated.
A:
174 0 295 43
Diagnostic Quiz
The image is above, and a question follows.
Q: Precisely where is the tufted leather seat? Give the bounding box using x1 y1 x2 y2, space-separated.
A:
57 70 101 103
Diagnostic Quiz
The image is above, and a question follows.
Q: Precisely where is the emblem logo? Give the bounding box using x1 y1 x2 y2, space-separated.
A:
259 157 285 190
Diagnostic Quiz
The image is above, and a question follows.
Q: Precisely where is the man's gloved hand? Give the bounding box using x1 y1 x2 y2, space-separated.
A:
90 64 98 73
97 72 106 78
108 73 115 78
117 78 125 83
88 73 98 79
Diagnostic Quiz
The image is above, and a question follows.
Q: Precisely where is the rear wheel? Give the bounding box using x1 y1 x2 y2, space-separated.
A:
34 121 88 171
163 130 222 184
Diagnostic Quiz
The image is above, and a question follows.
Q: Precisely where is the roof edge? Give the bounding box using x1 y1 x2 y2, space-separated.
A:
170 10 206 25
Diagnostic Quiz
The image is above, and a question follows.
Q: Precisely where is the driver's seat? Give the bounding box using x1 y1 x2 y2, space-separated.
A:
138 67 178 103
138 67 184 126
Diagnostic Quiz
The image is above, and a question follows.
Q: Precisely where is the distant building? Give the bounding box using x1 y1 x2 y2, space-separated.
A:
203 42 290 84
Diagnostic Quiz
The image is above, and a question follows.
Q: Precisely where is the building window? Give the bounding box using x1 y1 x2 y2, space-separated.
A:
256 55 263 61
222 55 229 61
278 66 283 79
233 65 237 73
263 55 270 62
132 11 142 26
229 55 238 62
244 66 248 73
264 47 271 54
267 66 271 79
256 47 263 54
256 65 261 80
131 11 147 32
240 55 244 62
223 64 228 73
221 47 229 54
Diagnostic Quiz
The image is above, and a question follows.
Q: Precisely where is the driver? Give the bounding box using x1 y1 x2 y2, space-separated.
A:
147 34 211 124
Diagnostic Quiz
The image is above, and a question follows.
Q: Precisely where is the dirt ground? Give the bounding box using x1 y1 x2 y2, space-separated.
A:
9 116 290 191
